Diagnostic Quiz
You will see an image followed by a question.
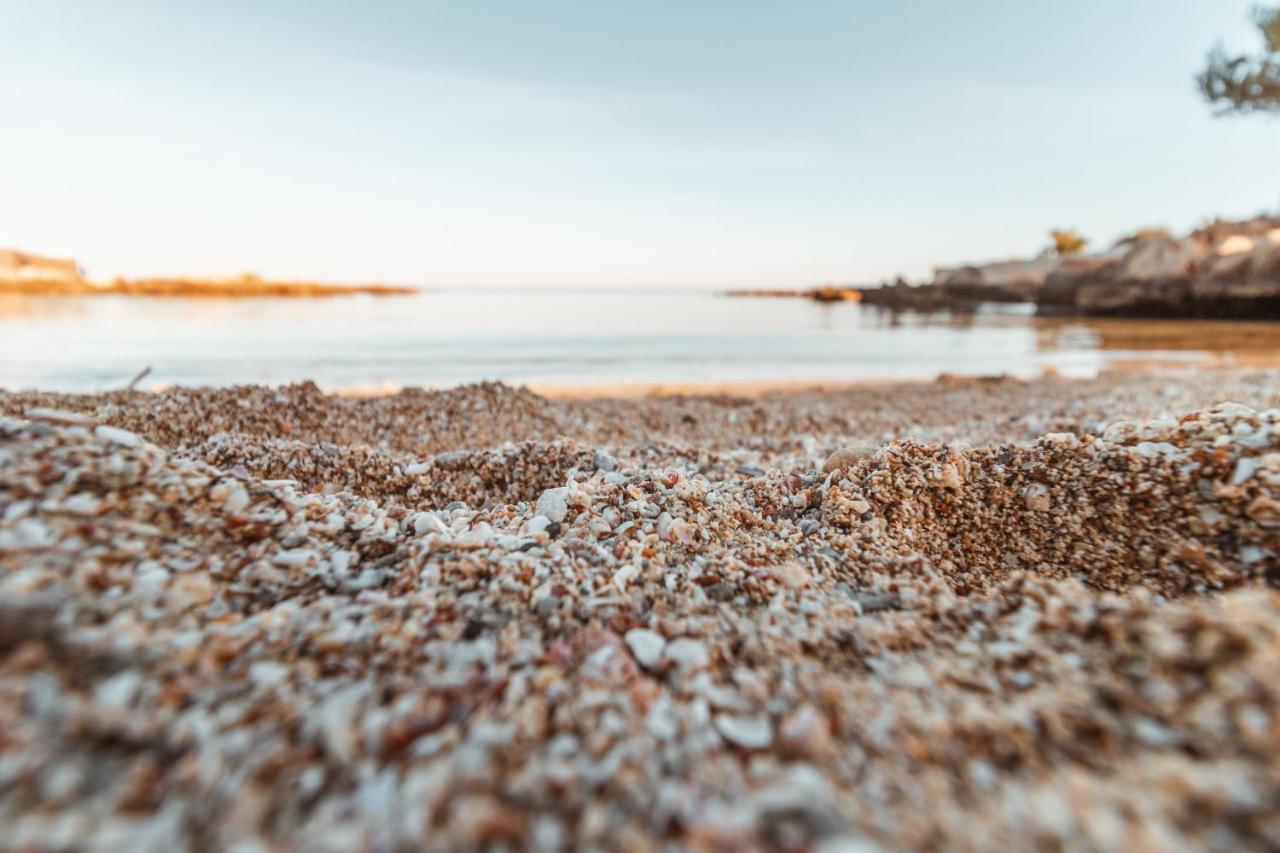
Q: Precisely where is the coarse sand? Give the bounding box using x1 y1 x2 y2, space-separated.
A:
1 370 1279 850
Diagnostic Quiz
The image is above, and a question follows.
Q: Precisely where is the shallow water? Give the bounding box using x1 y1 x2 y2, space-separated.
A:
1 288 1277 392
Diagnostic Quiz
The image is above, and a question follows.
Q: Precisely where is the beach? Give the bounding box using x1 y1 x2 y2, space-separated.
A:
2 369 1279 849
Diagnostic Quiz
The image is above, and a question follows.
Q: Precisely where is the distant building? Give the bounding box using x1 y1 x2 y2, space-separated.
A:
0 248 83 282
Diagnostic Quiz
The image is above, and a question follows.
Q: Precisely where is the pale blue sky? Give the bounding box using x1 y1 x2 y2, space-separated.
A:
1 1 1277 287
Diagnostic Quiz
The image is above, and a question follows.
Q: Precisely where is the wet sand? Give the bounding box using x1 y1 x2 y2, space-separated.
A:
1 370 1279 850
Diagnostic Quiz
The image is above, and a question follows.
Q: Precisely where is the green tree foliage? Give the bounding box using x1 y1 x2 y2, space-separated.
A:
1199 6 1280 113
1049 230 1088 256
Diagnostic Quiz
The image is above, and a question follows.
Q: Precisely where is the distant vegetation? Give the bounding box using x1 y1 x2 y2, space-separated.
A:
1 274 415 298
1115 227 1173 247
1049 230 1089 256
1199 6 1280 113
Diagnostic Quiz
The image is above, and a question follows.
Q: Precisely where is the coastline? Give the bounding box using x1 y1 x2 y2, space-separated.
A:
0 276 418 298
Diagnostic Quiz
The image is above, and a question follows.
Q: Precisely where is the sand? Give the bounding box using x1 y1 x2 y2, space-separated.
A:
1 370 1279 851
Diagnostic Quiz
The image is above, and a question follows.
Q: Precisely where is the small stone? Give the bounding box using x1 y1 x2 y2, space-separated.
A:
714 713 773 749
95 670 142 711
664 637 710 672
536 487 571 524
1246 496 1280 527
770 562 810 589
822 444 875 474
1023 484 1051 512
222 483 251 514
413 512 449 536
95 425 142 447
670 520 697 544
1232 457 1259 485
779 704 833 760
25 407 98 426
534 595 560 619
624 628 666 670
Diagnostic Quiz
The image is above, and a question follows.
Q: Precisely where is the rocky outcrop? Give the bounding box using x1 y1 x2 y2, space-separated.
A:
934 256 1056 303
0 248 82 282
857 278 958 311
1036 217 1280 319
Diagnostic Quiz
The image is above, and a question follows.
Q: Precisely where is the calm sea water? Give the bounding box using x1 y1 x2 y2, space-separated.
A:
1 288 1275 392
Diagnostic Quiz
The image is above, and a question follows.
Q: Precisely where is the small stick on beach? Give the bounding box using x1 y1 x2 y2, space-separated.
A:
125 365 152 391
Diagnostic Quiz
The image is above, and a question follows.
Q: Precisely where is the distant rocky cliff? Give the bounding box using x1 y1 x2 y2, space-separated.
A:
860 216 1280 319
1037 217 1280 318
0 249 413 297
0 248 83 282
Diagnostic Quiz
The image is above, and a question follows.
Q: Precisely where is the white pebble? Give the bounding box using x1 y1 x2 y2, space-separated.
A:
665 637 709 672
535 487 571 523
413 512 449 536
624 628 666 670
715 713 773 749
94 425 141 447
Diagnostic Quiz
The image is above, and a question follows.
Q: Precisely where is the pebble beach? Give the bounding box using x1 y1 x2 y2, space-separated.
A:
2 370 1280 851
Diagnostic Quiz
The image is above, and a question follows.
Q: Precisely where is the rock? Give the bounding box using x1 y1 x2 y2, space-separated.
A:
624 628 666 670
779 704 833 760
1037 255 1117 312
770 562 810 590
413 512 449 536
94 669 142 711
670 520 697 544
1023 484 1051 512
814 836 883 853
535 487 571 524
1112 235 1202 282
221 483 251 515
94 425 142 447
25 407 97 426
714 713 773 749
1036 217 1280 319
1246 496 1280 528
664 638 709 672
822 444 875 474
934 256 1056 303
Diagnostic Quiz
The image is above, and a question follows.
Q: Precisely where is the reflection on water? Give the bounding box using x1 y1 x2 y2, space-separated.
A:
0 290 1276 392
1034 316 1280 358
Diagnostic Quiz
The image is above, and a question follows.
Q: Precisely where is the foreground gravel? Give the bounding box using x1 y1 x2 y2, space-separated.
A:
1 371 1279 851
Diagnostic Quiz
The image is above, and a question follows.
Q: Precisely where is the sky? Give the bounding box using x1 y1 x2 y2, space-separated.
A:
1 1 1277 288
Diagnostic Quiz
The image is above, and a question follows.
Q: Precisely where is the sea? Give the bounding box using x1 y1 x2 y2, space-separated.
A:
1 288 1276 393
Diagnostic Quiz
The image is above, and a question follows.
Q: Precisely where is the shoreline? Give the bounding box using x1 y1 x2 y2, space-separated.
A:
0 277 418 298
326 361 1280 400
5 360 1274 401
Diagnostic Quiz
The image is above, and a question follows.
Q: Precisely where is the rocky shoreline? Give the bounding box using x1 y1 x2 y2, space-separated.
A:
2 373 1279 849
764 216 1280 319
0 249 415 298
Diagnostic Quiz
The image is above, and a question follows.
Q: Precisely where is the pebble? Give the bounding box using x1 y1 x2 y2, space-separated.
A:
624 628 667 670
94 425 142 447
822 443 876 474
24 407 97 426
665 638 710 672
535 487 571 523
0 375 1277 851
715 714 774 749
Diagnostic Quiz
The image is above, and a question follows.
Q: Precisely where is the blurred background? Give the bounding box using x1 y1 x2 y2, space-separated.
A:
1 0 1277 390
